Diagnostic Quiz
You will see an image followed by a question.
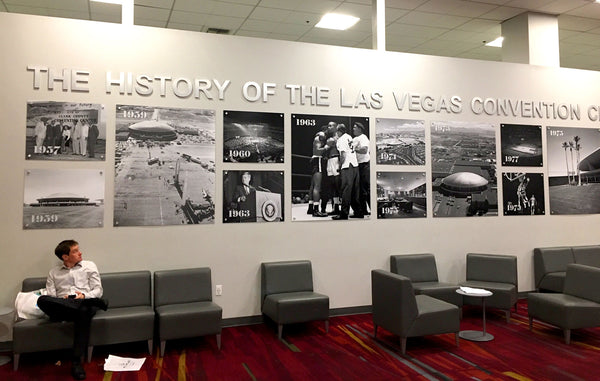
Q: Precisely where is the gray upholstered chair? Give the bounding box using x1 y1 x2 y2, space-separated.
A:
529 264 600 344
260 260 329 339
88 271 155 361
371 269 460 355
461 253 518 323
154 268 222 356
390 254 462 308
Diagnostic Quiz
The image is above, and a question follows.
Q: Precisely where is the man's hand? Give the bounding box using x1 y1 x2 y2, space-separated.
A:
75 292 85 299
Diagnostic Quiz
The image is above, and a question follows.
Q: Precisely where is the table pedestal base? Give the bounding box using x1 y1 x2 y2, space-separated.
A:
459 330 494 342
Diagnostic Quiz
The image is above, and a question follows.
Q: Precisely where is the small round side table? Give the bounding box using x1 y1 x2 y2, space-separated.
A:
456 288 494 342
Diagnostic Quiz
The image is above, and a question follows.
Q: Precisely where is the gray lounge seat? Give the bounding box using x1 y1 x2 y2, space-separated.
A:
154 268 222 356
371 269 460 355
461 253 518 323
529 264 600 344
390 254 462 308
13 271 154 370
261 260 329 339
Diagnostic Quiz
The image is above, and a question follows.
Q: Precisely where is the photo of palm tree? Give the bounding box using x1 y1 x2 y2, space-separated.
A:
547 126 600 214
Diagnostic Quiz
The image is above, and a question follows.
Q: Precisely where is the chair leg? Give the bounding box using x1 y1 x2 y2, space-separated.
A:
505 310 510 323
13 353 19 371
459 307 463 320
278 324 283 340
374 325 378 338
528 316 533 330
160 340 166 357
148 339 153 355
216 333 221 350
324 320 329 333
400 337 407 355
87 346 93 363
564 329 571 345
455 333 459 347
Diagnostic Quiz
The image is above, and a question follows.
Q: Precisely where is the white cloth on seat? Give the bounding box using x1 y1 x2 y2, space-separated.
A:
14 289 47 320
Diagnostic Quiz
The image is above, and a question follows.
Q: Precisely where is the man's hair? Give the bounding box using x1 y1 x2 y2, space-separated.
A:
336 124 347 134
55 239 78 260
353 122 364 132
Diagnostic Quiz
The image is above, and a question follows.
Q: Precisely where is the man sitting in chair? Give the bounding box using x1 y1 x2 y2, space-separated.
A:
37 240 108 380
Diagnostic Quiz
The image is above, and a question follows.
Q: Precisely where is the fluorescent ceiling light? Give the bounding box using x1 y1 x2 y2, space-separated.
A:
90 0 123 4
316 13 360 30
485 36 504 47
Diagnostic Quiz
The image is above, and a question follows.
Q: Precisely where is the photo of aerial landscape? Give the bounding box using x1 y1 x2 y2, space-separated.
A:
114 105 215 226
376 118 425 165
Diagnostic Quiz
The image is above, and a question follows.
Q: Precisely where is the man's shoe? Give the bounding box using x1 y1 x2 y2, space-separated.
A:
71 362 86 380
350 214 364 219
332 215 348 220
312 210 328 217
307 204 314 214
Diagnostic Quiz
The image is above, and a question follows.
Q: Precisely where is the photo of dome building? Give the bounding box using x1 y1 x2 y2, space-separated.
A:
439 172 489 197
128 120 177 141
31 192 95 207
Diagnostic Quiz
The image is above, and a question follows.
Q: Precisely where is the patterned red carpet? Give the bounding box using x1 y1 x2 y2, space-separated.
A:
3 299 600 380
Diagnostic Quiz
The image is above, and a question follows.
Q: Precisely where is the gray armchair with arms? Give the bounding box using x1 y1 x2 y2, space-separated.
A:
390 254 462 307
371 269 460 355
529 264 600 344
154 267 222 356
261 260 329 339
460 253 518 323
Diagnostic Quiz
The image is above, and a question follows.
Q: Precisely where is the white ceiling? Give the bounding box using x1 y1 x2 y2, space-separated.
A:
3 0 600 71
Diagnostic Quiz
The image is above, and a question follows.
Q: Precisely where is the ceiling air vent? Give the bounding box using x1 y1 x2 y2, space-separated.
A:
206 27 230 35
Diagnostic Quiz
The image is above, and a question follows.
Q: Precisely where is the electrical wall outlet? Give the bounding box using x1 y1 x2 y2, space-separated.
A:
215 284 223 296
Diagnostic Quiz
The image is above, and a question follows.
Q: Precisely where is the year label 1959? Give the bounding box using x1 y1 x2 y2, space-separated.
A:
31 214 58 223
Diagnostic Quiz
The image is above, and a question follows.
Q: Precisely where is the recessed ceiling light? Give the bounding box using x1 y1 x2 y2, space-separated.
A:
316 13 360 30
485 36 504 47
90 0 123 4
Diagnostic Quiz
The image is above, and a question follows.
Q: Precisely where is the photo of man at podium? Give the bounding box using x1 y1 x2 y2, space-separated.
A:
223 170 284 223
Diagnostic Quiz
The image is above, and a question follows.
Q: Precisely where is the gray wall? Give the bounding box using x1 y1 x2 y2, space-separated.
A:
1 12 598 318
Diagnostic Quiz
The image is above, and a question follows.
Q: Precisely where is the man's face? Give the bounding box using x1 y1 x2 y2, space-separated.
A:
353 125 361 136
242 172 251 186
62 244 83 267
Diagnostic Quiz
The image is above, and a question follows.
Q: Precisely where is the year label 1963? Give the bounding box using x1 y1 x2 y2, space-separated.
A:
228 209 251 218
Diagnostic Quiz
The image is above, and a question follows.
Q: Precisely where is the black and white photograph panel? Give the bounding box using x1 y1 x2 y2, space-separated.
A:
223 110 284 163
431 121 498 217
376 172 427 219
26 101 106 161
502 172 545 216
113 105 215 226
547 126 600 215
223 170 284 223
23 169 104 229
500 124 543 166
291 113 370 221
375 118 425 165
